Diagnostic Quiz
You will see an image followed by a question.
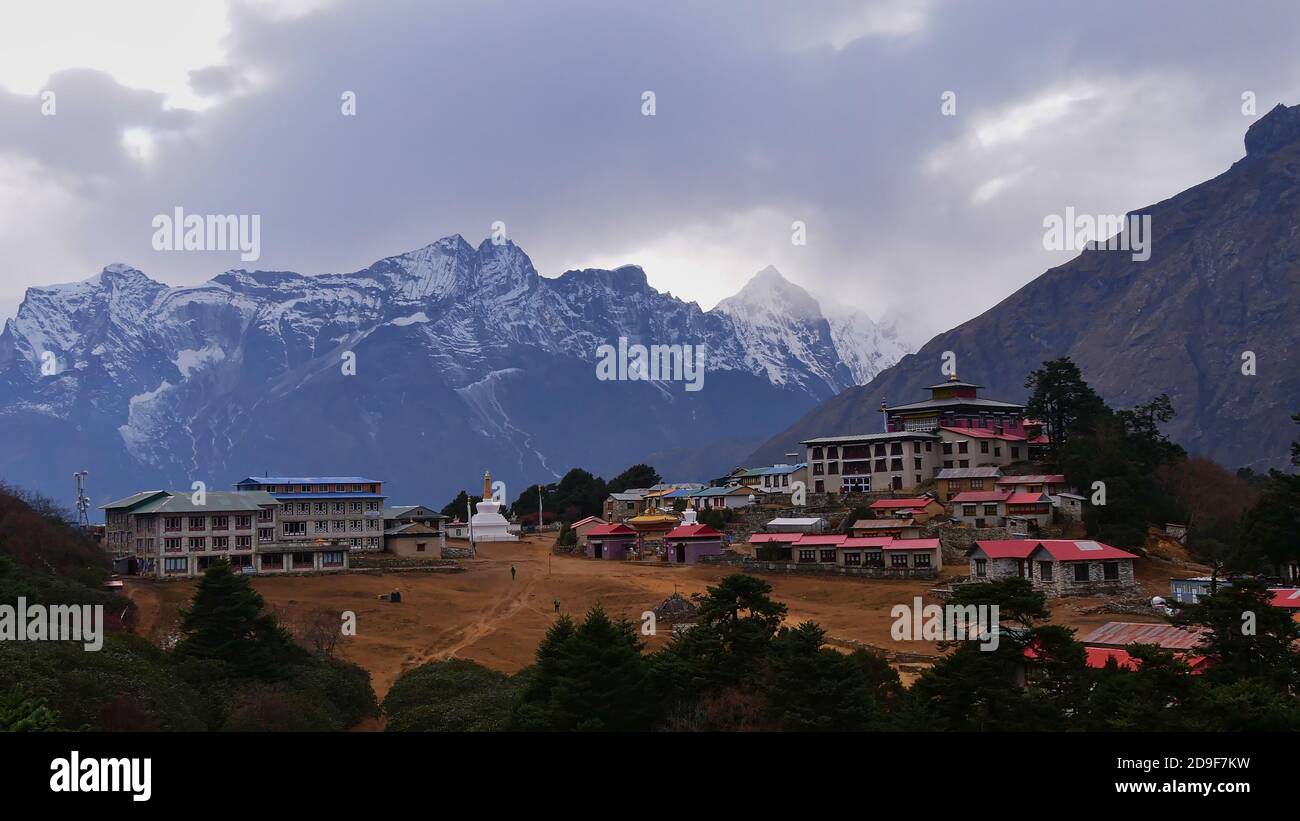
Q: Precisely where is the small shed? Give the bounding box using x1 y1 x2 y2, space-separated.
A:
663 512 724 564
585 523 637 560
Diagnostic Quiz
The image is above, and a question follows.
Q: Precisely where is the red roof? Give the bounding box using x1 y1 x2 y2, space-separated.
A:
1029 645 1207 673
793 534 847 546
665 523 723 540
881 538 941 551
1005 492 1051 505
869 498 934 510
839 536 893 548
586 523 636 537
950 491 1011 503
1033 540 1137 561
748 533 802 543
1085 647 1141 671
996 475 1066 485
939 426 1026 441
1268 588 1300 609
970 539 1039 559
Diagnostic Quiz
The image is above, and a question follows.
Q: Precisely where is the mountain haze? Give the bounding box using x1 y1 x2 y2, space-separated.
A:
750 103 1300 473
0 240 906 509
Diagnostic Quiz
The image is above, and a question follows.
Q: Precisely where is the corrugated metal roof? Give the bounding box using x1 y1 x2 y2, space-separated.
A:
996 475 1066 484
937 467 1004 479
951 490 1011 503
100 490 170 510
885 396 1024 412
1081 622 1206 650
131 491 277 514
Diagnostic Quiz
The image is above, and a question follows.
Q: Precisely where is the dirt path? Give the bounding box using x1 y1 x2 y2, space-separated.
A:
123 537 1193 703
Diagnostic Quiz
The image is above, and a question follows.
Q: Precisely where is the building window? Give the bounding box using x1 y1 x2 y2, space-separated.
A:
188 516 206 530
843 552 861 566
213 536 229 550
212 516 229 530
236 515 252 529
975 558 987 577
236 536 252 549
1103 562 1120 581
164 538 182 552
970 478 983 490
813 463 824 475
890 553 908 568
322 551 345 567
983 504 998 516
819 549 836 563
416 542 427 552
1073 563 1090 582
258 528 274 542
164 557 188 574
980 441 989 454
188 537 206 550
283 521 306 536
1038 561 1053 581
958 442 968 454
962 505 977 517
913 552 931 568
958 460 969 468
1011 446 1020 459
798 549 816 563
811 447 823 460
827 462 839 475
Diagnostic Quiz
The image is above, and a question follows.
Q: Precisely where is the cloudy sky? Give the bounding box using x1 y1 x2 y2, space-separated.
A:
1 0 1298 339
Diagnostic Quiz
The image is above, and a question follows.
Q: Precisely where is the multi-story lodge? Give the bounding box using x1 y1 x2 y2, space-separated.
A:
234 476 387 551
102 490 352 579
802 375 1043 494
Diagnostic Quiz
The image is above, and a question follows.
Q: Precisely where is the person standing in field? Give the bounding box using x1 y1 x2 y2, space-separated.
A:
553 599 560 614
510 565 517 581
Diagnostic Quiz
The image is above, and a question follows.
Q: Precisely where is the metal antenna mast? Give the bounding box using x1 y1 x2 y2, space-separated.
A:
73 470 90 530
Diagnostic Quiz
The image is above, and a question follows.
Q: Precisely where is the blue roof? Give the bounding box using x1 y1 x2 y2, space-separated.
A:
237 476 383 485
735 463 806 478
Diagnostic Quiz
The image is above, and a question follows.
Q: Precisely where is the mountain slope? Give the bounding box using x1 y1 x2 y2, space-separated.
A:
750 103 1300 472
0 242 908 508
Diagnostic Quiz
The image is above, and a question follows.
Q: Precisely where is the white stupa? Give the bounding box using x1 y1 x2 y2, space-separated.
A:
470 469 518 542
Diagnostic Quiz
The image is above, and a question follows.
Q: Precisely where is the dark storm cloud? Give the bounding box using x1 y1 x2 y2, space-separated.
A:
1 0 1298 339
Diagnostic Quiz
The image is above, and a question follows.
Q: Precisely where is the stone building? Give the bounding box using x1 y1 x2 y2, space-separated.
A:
966 539 1138 596
102 489 350 578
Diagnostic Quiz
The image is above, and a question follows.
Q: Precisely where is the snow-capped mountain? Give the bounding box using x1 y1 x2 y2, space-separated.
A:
0 236 910 506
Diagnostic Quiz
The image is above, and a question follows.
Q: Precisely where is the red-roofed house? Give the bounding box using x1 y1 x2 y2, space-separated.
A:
967 539 1140 596
837 536 892 568
1005 491 1053 529
868 497 945 523
966 539 1038 581
882 538 942 571
793 533 846 565
664 519 724 564
585 523 637 560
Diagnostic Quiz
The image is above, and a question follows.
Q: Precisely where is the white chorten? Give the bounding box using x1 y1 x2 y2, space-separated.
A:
470 469 518 542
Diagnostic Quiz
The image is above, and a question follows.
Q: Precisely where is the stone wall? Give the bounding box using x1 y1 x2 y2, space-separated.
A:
440 545 474 559
698 553 937 580
921 523 1011 563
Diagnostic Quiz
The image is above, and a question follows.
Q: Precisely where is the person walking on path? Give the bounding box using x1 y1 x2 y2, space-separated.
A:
510 565 517 581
